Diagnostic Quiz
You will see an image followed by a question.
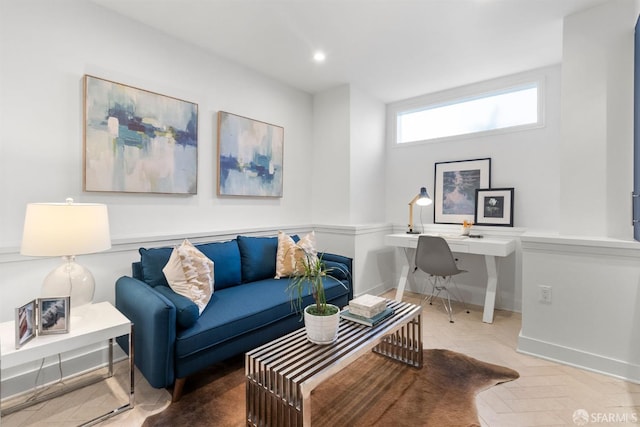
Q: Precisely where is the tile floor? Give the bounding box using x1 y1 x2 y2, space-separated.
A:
2 290 639 426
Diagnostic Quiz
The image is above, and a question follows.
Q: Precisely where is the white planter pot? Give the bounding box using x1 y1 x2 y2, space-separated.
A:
304 304 340 345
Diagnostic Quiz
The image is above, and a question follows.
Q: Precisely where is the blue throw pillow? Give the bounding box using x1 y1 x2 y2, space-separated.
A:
155 285 199 329
236 235 278 283
197 240 242 290
323 260 349 281
139 247 173 287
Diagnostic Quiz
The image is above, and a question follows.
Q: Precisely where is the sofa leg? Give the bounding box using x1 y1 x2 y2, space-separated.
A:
172 377 186 402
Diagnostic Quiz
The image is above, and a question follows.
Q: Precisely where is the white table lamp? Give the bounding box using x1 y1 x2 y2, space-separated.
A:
21 198 111 307
407 187 433 234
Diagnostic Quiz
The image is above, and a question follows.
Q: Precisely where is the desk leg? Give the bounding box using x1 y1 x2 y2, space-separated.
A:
394 264 410 302
482 255 498 323
395 248 417 302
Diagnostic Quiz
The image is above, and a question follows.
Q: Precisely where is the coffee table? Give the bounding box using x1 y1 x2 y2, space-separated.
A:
245 299 422 427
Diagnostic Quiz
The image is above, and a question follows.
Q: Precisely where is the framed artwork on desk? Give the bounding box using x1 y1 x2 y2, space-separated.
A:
434 158 491 224
475 188 514 226
15 300 36 349
38 297 70 335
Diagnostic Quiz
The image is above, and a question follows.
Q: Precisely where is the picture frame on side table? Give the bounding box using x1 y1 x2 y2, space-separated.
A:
83 75 199 194
475 188 514 227
217 111 284 197
15 300 36 349
434 158 491 224
38 297 70 335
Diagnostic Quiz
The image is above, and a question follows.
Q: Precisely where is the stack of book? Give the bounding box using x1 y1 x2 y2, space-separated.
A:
340 294 394 326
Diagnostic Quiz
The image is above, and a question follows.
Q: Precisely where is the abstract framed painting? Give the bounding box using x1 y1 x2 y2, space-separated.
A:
475 188 514 226
434 158 491 224
83 75 198 194
217 111 284 197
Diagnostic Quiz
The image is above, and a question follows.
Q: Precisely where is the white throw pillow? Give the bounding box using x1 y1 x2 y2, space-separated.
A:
275 231 318 279
162 239 214 314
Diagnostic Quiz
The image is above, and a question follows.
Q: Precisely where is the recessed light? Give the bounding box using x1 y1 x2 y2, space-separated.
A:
313 51 326 63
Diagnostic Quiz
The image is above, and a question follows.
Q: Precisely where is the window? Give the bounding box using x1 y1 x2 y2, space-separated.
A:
395 81 542 144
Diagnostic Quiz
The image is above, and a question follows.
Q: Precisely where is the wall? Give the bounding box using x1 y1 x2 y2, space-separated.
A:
0 0 316 320
559 0 636 238
385 65 562 233
518 0 640 383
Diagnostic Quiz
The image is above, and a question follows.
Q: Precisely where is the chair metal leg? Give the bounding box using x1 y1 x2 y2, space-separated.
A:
421 275 470 322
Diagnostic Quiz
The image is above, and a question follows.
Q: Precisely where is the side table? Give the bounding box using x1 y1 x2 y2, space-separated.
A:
0 301 134 426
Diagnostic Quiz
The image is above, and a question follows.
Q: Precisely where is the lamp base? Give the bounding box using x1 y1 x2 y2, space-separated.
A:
42 256 95 307
406 230 421 234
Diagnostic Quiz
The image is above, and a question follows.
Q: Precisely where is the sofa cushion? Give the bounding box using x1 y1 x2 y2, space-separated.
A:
275 231 318 279
163 239 214 314
197 240 242 290
155 285 200 329
139 247 173 287
174 276 350 358
237 235 279 283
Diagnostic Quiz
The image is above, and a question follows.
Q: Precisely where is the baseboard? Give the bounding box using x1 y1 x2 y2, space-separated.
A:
517 333 640 384
1 341 128 401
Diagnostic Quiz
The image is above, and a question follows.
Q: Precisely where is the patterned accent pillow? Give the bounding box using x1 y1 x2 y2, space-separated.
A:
162 239 214 315
275 231 318 279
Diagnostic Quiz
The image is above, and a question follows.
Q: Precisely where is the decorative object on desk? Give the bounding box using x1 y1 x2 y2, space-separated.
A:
475 187 514 226
340 307 395 327
407 186 432 234
348 293 387 318
142 349 519 427
287 249 349 344
83 75 198 194
434 158 491 224
37 296 70 335
217 111 284 197
21 198 111 307
14 299 36 349
461 220 473 236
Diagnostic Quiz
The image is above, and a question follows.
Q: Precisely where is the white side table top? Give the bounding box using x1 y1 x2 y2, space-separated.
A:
1 302 131 370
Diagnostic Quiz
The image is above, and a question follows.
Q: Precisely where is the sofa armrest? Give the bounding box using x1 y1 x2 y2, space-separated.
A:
319 252 354 300
115 276 177 389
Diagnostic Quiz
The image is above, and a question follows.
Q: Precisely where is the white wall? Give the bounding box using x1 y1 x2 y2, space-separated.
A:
0 0 316 321
560 1 636 238
385 65 562 233
0 0 314 250
518 0 640 383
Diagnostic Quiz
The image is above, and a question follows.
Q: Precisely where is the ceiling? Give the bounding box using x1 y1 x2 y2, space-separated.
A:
92 0 611 103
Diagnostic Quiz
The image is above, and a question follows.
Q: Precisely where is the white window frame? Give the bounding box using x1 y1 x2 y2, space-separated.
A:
388 74 546 147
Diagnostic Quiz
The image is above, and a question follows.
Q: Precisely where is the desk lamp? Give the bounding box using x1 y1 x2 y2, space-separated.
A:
21 198 111 307
407 187 433 234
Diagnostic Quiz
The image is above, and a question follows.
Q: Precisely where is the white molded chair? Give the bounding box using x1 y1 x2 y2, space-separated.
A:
414 235 469 323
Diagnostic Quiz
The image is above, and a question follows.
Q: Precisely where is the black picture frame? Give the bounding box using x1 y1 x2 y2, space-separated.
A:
38 297 70 335
475 188 514 227
15 299 36 349
434 158 491 224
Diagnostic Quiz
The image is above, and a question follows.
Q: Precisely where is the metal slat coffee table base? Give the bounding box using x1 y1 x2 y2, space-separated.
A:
245 300 422 427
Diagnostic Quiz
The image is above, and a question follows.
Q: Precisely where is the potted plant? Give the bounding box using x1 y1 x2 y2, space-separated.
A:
287 249 349 345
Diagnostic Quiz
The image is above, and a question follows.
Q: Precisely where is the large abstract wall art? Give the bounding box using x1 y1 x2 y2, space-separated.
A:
217 111 284 197
83 75 198 194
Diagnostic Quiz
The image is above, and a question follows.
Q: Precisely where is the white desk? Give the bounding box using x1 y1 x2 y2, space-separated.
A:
385 233 516 323
0 302 134 425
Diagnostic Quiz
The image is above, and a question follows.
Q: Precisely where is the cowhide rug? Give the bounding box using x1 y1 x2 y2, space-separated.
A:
143 349 519 427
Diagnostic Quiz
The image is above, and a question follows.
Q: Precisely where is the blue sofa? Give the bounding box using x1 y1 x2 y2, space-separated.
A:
115 234 353 401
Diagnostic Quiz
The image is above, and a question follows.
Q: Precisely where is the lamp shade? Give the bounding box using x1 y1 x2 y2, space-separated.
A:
415 187 433 206
21 201 111 256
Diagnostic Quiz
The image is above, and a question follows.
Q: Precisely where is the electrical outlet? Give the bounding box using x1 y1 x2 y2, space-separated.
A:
539 285 552 304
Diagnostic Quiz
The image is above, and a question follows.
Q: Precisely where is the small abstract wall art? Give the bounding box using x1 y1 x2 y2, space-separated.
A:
217 111 284 197
83 75 198 194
